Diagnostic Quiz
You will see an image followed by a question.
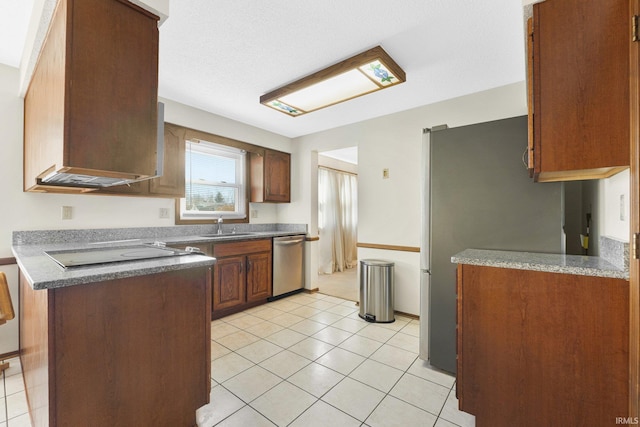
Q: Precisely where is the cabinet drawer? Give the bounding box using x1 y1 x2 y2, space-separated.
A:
213 239 271 258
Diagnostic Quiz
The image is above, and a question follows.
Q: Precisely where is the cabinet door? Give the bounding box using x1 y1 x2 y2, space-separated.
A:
532 0 629 181
458 264 628 425
251 150 291 203
213 256 245 310
264 150 290 202
630 0 640 416
526 17 534 174
67 0 159 176
98 123 186 197
246 252 272 302
149 123 186 197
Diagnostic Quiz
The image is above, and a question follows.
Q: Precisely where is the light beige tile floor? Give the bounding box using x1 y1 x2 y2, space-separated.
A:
0 358 32 427
198 292 476 427
317 268 359 301
4 291 476 427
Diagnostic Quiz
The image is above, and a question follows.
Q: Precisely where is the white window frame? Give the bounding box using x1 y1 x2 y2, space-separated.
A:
179 140 247 221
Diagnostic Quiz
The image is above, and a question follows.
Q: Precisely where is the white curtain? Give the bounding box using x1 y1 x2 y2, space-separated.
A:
318 167 357 274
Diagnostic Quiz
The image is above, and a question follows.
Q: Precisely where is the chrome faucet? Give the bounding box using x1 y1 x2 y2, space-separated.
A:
217 216 223 235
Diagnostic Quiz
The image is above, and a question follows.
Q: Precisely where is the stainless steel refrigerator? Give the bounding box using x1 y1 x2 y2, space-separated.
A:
419 116 564 373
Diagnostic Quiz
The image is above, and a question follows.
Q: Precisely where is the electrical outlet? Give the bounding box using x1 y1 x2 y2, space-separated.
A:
620 194 625 221
383 168 390 179
159 208 170 219
251 209 258 219
61 206 73 220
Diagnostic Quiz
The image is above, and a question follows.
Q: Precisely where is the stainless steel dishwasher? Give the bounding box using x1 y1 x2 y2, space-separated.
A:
270 235 305 300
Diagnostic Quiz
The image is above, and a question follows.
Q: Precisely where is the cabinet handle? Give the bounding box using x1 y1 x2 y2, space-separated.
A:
521 147 529 169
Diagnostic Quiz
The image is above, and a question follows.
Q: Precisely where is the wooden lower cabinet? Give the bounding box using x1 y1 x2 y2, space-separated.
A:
214 256 246 310
246 251 272 302
213 239 272 319
19 267 212 427
456 264 629 426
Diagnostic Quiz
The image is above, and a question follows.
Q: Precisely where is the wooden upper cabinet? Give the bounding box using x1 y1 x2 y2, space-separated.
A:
529 0 630 182
251 149 291 203
149 123 186 197
627 0 640 417
96 122 186 197
24 0 160 193
526 17 535 174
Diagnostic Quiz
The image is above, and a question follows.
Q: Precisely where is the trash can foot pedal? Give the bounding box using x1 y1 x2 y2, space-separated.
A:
360 313 376 322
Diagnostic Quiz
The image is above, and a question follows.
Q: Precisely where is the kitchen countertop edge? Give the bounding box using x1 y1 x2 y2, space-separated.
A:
13 231 307 290
12 246 217 291
451 248 629 280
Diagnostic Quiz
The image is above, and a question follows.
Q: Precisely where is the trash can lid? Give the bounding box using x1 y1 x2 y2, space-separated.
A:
360 259 394 267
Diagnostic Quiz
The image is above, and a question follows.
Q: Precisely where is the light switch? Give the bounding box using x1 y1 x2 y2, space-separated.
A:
620 194 625 221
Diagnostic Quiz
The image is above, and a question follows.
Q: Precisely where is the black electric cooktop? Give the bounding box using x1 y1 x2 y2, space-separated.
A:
44 245 190 269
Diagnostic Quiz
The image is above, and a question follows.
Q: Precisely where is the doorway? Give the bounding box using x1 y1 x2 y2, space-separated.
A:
317 147 358 301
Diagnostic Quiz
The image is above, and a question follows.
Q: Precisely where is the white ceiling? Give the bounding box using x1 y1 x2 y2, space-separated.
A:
1 0 526 139
0 1 35 67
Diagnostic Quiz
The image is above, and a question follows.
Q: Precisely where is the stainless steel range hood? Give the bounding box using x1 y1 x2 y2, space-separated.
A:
37 103 165 189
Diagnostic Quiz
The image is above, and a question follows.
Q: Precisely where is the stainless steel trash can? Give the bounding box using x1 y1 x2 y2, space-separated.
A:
359 259 395 323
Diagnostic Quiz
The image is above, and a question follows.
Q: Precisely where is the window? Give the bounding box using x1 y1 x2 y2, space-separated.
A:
179 140 247 220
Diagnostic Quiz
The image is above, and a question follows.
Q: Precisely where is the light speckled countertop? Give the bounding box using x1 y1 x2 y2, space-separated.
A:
451 248 628 280
14 245 216 290
12 225 307 290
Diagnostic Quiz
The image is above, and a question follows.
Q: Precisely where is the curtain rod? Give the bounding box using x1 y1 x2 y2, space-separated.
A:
318 165 358 176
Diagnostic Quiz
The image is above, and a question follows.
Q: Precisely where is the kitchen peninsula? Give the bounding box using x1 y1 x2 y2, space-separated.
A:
453 246 628 426
13 229 215 426
12 224 305 426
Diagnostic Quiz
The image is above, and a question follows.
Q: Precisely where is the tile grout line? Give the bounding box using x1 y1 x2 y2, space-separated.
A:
2 361 7 426
211 298 364 425
211 295 456 427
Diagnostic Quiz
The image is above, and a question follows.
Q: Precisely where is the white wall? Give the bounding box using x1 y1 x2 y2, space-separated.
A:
318 155 358 175
0 65 22 354
599 169 630 242
282 82 531 315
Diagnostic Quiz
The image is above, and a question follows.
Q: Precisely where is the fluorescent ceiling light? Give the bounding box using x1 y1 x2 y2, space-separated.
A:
260 46 406 117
